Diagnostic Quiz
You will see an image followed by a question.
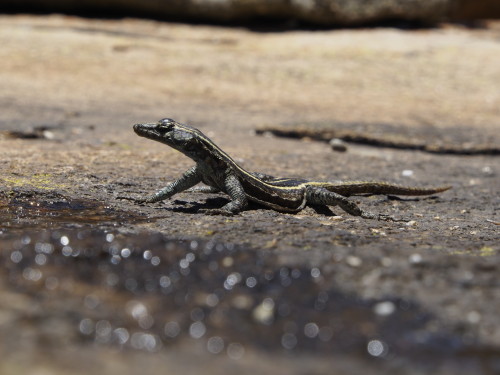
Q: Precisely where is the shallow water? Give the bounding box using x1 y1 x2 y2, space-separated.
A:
0 190 147 229
0 228 494 372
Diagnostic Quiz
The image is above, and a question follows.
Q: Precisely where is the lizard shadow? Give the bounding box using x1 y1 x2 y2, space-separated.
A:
169 197 271 214
309 205 337 216
171 197 342 216
168 198 227 213
169 197 304 214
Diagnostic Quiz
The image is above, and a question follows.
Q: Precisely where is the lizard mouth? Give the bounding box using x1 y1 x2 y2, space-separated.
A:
133 123 175 147
133 123 158 138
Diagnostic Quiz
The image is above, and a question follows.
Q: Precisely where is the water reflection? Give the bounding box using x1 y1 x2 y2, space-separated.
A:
207 336 224 354
0 229 492 371
0 191 148 229
367 339 388 357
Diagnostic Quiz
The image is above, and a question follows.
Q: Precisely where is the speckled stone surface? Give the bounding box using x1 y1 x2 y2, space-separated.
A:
0 15 499 375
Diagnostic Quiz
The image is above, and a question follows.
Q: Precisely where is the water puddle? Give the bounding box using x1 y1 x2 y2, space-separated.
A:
0 228 496 373
0 190 147 229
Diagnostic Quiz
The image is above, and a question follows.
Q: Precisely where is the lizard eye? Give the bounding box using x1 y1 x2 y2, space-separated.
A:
156 118 175 131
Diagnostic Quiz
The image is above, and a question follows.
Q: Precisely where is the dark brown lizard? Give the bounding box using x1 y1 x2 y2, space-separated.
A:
130 118 451 221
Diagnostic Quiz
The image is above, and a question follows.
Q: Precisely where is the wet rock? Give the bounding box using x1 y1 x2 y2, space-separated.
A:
329 138 347 152
0 228 483 367
0 190 147 229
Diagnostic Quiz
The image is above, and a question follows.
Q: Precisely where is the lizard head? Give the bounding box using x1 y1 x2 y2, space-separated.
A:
133 118 206 160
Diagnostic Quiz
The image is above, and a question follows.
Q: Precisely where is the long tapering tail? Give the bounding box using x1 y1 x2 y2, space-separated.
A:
321 181 452 197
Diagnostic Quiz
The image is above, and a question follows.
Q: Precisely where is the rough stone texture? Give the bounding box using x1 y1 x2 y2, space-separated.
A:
3 0 500 25
0 14 499 375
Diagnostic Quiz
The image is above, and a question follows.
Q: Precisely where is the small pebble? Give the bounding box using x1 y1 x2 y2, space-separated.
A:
409 253 423 265
346 256 362 267
329 138 347 152
481 166 493 176
42 130 55 139
402 170 414 177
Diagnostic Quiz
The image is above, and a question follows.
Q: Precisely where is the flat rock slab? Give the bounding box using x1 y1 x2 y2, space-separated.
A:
0 15 499 375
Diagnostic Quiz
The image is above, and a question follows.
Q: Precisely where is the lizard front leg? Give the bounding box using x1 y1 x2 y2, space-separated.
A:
140 165 202 203
306 186 406 221
200 173 248 215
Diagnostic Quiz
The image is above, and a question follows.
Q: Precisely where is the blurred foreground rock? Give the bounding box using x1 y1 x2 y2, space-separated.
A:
3 0 500 25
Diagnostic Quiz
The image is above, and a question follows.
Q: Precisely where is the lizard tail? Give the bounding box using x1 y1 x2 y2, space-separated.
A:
322 181 452 197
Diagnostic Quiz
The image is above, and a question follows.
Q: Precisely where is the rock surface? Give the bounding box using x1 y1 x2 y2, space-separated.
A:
2 0 500 25
0 14 499 375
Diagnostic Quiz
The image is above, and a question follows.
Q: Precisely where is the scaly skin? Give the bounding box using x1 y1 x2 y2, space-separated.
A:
126 118 451 221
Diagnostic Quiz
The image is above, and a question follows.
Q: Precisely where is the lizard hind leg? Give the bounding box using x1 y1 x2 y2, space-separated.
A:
198 173 248 216
305 186 404 221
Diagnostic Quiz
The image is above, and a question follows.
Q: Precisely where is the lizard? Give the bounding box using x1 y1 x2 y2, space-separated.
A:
128 118 451 221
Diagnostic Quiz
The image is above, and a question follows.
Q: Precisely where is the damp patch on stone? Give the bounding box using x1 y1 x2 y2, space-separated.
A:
0 228 496 373
0 190 147 229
